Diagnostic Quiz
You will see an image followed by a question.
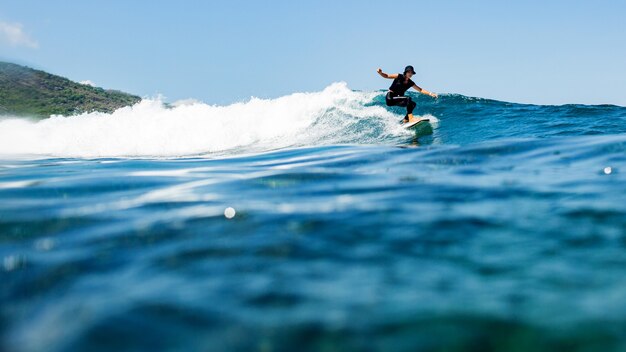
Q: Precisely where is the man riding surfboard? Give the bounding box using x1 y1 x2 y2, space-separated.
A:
377 66 438 124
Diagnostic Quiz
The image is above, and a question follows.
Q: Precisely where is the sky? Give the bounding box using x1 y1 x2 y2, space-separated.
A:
1 0 625 106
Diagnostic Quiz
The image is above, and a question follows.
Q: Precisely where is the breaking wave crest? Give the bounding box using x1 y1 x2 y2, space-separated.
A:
0 82 422 158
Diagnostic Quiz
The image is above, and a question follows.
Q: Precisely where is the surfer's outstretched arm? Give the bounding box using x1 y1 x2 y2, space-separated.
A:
377 68 398 79
413 84 438 99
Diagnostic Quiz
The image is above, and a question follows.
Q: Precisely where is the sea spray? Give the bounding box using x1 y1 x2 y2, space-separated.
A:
0 83 409 158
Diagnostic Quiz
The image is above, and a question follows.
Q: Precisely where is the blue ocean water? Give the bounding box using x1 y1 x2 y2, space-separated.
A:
1 83 626 351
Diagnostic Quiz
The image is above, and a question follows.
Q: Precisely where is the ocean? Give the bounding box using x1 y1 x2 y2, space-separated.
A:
1 82 626 351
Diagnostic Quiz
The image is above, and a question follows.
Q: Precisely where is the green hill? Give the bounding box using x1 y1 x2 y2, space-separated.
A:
0 62 141 118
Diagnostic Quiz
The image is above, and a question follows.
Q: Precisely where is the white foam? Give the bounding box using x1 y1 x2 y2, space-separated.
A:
421 114 439 128
0 82 422 158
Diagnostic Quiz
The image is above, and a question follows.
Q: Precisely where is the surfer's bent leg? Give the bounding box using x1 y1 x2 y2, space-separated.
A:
385 92 398 107
406 97 416 115
386 92 409 107
386 92 413 123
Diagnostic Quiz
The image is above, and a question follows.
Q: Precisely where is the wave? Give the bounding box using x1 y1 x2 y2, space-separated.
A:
0 83 428 158
1 81 624 159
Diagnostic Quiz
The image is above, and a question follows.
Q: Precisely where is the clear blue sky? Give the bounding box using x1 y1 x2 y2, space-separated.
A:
1 0 625 105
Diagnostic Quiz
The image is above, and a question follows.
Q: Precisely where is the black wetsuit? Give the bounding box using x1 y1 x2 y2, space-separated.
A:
385 73 416 121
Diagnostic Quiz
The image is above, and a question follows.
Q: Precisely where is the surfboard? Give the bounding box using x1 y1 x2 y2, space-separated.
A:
403 118 430 129
402 118 433 136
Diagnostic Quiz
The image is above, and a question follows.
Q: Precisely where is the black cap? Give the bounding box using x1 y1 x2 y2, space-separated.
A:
404 65 416 74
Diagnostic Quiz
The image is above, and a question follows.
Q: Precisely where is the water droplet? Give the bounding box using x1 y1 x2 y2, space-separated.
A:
35 238 55 251
224 207 236 219
4 255 20 272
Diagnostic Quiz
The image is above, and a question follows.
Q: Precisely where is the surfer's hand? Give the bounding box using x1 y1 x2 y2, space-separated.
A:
431 92 438 99
376 68 382 74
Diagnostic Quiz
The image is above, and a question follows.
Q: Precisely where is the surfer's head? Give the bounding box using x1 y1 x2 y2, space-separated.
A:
404 65 416 78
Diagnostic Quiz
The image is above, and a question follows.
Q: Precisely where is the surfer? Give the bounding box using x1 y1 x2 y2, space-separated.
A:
377 66 438 124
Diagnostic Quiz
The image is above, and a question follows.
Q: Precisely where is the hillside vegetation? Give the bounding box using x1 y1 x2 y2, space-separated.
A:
0 62 141 118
